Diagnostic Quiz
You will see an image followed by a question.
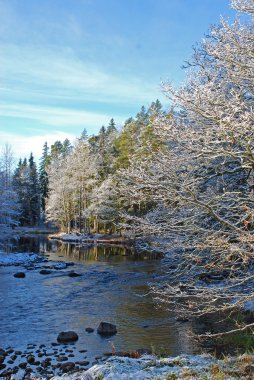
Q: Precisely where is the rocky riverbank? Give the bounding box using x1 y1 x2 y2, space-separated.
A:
2 352 254 379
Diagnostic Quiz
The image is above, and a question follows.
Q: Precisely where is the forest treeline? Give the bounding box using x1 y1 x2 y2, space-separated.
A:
1 0 254 336
0 100 165 232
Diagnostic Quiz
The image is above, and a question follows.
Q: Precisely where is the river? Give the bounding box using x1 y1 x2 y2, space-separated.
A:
0 235 197 366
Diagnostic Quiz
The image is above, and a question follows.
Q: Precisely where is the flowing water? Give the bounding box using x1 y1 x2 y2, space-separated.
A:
0 235 198 363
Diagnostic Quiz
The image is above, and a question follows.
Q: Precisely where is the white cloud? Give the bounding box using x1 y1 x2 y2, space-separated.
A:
0 131 77 159
0 103 115 128
1 44 161 105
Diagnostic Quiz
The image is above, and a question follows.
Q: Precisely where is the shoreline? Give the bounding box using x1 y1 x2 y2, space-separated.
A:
1 351 253 379
49 232 134 246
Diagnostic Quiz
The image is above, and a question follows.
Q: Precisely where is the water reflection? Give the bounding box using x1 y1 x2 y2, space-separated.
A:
0 235 198 359
12 235 163 262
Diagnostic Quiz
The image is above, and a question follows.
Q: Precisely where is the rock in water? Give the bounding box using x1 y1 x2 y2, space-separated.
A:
61 361 75 373
85 327 94 333
68 272 81 277
97 322 117 336
14 272 26 278
57 331 79 343
39 269 52 275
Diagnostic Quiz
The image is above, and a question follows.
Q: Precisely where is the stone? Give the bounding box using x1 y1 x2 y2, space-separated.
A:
41 360 50 367
39 269 52 275
19 362 27 369
57 331 79 343
76 360 89 366
68 272 81 277
97 322 117 336
14 272 26 278
0 356 5 364
56 356 68 362
85 327 94 333
27 355 35 364
61 362 75 373
66 262 75 266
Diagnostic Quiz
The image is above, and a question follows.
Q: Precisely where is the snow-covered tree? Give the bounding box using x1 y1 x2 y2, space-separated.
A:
46 140 98 232
0 144 20 228
116 0 254 336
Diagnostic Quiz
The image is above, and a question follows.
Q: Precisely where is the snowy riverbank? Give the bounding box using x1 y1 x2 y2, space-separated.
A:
0 251 41 266
10 353 254 380
49 232 132 246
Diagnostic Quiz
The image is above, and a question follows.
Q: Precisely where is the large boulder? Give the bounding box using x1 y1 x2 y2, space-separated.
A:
57 331 79 343
97 322 117 336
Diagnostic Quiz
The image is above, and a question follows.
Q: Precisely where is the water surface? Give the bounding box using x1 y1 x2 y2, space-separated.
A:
0 236 197 361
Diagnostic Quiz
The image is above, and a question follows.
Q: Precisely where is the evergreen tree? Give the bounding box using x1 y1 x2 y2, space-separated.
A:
39 142 49 213
28 153 40 225
62 138 72 157
13 158 30 225
14 154 40 226
106 118 117 135
80 128 88 141
50 141 63 161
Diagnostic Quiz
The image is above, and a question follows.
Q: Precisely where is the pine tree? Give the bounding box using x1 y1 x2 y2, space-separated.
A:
13 158 30 225
28 153 40 225
14 154 40 226
39 142 49 213
50 141 63 161
80 128 88 141
62 138 72 157
106 118 117 135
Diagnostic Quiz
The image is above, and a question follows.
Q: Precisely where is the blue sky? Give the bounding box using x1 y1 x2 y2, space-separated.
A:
0 0 236 158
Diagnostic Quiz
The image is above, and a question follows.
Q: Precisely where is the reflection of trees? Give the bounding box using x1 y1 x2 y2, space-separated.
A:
56 243 130 261
54 242 162 262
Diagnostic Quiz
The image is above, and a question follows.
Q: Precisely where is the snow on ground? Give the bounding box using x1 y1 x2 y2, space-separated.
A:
48 355 218 380
0 252 40 266
53 233 84 242
46 353 254 379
